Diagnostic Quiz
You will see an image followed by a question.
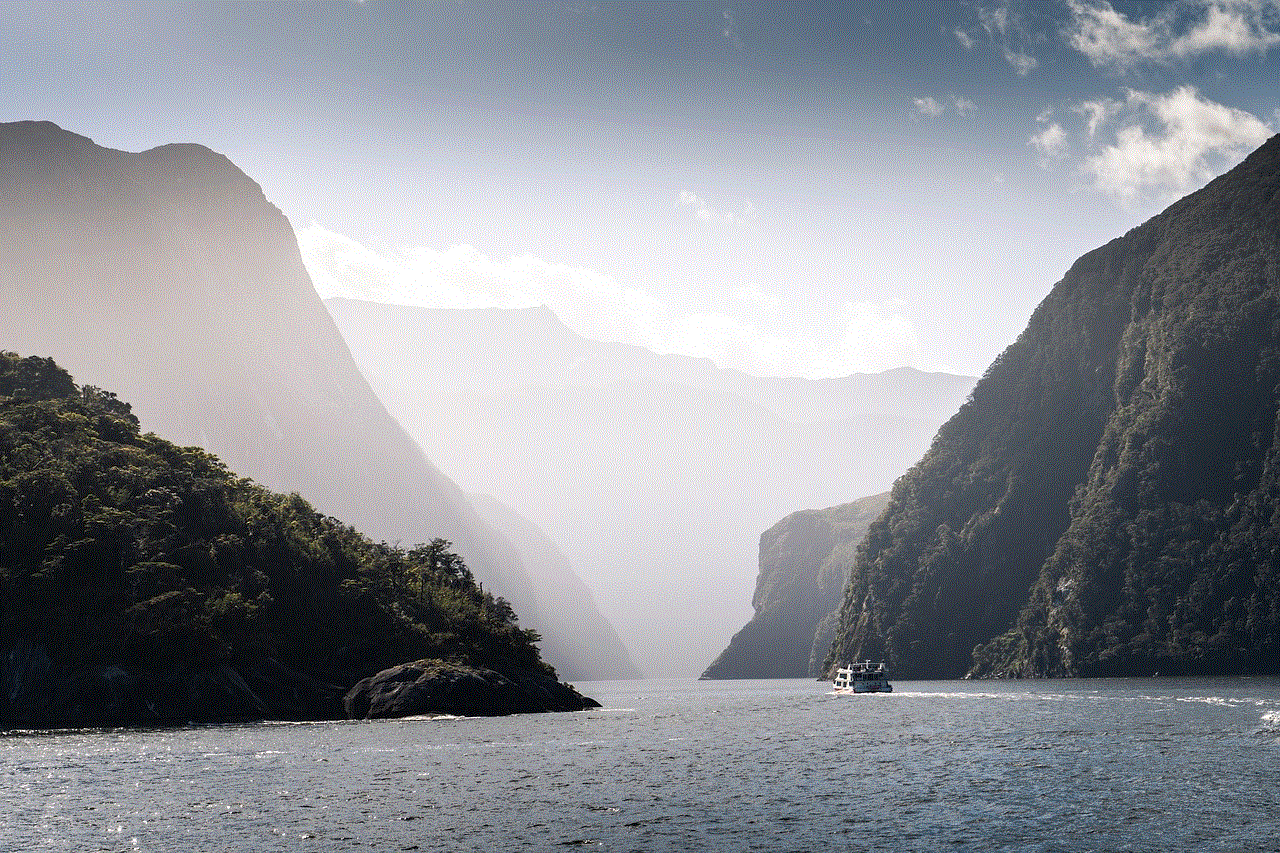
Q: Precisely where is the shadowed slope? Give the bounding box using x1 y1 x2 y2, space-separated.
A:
702 492 889 679
828 134 1280 679
0 121 564 669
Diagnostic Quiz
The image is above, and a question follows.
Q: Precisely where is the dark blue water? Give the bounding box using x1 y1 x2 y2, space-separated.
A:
3 678 1278 852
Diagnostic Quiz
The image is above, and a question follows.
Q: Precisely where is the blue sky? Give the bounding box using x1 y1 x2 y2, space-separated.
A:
4 1 1279 376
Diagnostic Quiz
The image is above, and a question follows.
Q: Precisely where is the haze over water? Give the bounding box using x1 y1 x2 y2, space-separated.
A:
5 677 1278 851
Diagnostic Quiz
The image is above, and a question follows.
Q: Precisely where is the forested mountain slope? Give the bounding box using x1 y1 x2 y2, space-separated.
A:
0 121 626 679
828 134 1280 679
0 353 593 726
325 297 973 676
701 493 889 679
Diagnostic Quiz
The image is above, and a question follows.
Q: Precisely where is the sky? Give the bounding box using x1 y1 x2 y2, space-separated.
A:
4 1 1280 378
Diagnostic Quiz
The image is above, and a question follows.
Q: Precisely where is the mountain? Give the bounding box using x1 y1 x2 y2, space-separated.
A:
701 492 890 680
466 493 642 680
0 352 595 726
322 298 975 427
324 297 975 676
0 120 623 679
827 134 1280 680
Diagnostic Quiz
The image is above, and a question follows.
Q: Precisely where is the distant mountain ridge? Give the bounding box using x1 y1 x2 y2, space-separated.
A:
827 133 1280 679
325 297 976 676
323 297 975 425
0 120 629 680
701 492 890 680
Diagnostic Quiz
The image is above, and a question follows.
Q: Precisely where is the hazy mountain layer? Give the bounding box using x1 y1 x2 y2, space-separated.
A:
325 297 975 676
0 121 626 679
467 493 642 680
701 492 889 680
828 134 1280 679
0 352 593 726
322 298 975 424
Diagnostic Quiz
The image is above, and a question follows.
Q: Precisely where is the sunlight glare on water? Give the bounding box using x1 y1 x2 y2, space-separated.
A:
2 677 1278 852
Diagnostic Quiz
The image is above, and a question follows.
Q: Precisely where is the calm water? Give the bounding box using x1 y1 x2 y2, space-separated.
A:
3 677 1278 852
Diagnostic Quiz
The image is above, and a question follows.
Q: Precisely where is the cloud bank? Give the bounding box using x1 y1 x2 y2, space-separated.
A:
299 224 920 378
1066 0 1280 69
1077 86 1274 203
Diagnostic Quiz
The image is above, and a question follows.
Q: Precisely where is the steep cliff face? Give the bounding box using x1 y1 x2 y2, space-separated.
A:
325 296 974 676
702 493 889 679
0 121 572 669
828 134 1280 679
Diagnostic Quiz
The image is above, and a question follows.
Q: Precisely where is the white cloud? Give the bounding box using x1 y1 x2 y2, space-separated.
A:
722 7 744 51
1029 122 1070 165
299 223 667 346
973 3 1040 73
978 4 1010 36
955 28 975 49
298 224 920 377
1078 86 1274 203
678 190 756 224
1066 0 1280 70
678 190 713 221
1073 97 1122 137
913 96 945 116
912 96 975 117
1065 0 1159 68
808 302 921 378
1003 48 1039 74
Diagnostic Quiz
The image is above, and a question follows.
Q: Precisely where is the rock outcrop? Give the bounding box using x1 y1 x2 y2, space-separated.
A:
343 661 600 719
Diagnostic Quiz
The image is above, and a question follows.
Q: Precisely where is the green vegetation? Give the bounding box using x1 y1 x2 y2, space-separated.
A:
827 134 1280 679
0 351 549 721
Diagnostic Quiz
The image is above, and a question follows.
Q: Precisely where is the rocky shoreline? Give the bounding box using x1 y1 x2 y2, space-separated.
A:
1 642 599 728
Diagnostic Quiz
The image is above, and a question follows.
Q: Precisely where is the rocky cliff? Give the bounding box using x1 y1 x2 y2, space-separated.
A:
828 134 1280 679
0 121 620 679
325 296 974 676
701 493 889 679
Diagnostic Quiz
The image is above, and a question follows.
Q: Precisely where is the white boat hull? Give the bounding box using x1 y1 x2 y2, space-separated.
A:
832 661 893 694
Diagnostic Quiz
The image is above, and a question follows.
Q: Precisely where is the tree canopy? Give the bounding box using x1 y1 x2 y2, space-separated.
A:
826 134 1280 679
0 351 549 710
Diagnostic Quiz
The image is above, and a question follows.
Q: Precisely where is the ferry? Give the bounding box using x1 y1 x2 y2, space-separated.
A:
832 660 892 694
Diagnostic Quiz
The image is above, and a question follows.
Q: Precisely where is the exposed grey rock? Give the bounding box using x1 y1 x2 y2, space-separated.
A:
344 660 600 719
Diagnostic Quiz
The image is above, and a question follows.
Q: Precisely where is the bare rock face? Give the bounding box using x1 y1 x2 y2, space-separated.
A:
343 661 601 719
701 492 890 679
